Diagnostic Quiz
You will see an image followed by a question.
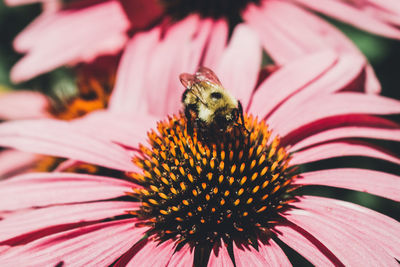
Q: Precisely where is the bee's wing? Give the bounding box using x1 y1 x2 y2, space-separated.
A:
179 72 207 105
195 66 222 86
179 73 197 89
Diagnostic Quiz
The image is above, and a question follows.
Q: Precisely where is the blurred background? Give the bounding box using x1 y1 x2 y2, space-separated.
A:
0 2 399 264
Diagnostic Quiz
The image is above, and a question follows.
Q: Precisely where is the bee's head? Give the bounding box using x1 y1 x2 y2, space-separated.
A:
197 87 238 125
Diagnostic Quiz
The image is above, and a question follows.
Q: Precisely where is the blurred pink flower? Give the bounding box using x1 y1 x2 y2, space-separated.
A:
0 91 50 178
0 26 399 265
8 0 400 94
0 63 116 178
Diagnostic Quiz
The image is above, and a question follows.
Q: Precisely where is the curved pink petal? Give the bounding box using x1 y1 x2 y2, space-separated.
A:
368 7 400 27
285 209 397 266
72 111 158 149
5 0 46 6
262 52 365 120
293 196 400 259
256 53 366 122
365 65 381 94
244 1 355 60
284 115 400 149
248 50 337 116
0 150 37 179
0 201 138 242
0 119 136 172
290 126 400 152
202 19 229 69
208 242 234 267
108 27 161 115
244 2 306 63
257 239 292 266
269 93 400 137
167 243 194 266
274 224 339 266
294 168 400 201
0 219 146 266
0 172 137 211
163 18 214 116
11 0 130 82
291 141 400 165
293 0 400 39
364 0 400 15
0 91 50 120
243 0 381 94
216 24 262 108
144 15 211 116
233 242 269 266
126 239 175 266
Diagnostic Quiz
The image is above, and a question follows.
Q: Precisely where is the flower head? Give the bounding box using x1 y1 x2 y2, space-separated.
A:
0 68 117 178
0 45 399 265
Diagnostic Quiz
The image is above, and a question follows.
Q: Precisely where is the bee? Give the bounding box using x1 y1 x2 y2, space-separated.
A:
180 67 246 139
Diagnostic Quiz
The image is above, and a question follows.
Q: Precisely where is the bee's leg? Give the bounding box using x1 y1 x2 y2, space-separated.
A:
184 107 194 135
238 101 249 135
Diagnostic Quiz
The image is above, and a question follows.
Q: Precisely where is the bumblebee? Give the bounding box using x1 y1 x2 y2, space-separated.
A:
180 67 246 138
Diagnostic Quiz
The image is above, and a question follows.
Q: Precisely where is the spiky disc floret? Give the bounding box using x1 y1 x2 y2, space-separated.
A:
128 113 298 247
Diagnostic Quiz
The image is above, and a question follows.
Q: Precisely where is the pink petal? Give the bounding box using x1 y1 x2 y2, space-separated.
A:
0 150 38 179
364 0 400 15
167 243 194 266
284 115 400 149
248 50 337 116
293 196 400 259
365 64 381 94
233 242 269 266
290 140 400 165
0 119 136 172
11 0 130 82
208 242 234 267
294 168 400 201
257 53 366 123
285 209 397 266
163 18 214 115
293 0 400 39
0 172 137 210
244 2 306 63
72 111 158 149
269 93 400 137
53 159 79 172
0 219 147 266
264 52 365 120
289 125 400 152
257 239 292 266
0 91 50 120
126 239 175 266
0 201 138 242
202 19 229 69
216 24 262 108
144 15 208 116
243 0 381 94
274 224 340 266
4 0 45 6
244 1 355 62
108 27 161 114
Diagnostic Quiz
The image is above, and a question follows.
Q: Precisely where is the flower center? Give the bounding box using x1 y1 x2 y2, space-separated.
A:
129 113 298 249
160 0 261 22
49 73 114 120
36 72 118 174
